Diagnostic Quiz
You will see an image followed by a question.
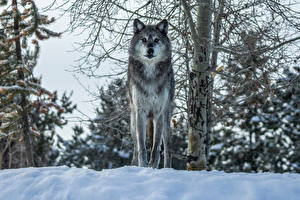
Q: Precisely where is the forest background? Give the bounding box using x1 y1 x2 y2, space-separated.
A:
0 0 299 172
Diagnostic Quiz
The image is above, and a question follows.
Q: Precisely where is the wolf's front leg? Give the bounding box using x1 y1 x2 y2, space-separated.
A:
149 115 164 168
163 111 172 168
136 110 148 167
130 109 138 166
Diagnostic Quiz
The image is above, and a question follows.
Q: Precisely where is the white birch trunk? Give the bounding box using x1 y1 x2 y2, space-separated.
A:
183 0 212 170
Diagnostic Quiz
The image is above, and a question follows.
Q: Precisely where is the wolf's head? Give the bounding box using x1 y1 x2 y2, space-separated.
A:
130 19 171 64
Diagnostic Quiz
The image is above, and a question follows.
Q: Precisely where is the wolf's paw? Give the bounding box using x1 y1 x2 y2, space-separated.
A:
138 160 148 168
186 155 207 171
149 159 159 169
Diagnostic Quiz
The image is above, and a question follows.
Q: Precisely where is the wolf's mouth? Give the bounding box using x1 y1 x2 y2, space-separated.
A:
145 55 155 59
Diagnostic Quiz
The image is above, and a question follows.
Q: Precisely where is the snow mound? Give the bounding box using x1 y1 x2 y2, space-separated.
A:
1 166 300 200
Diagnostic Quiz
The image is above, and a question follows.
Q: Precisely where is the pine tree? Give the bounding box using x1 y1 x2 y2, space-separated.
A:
273 66 300 172
58 79 132 170
0 0 61 168
30 91 76 167
209 66 300 173
170 115 188 170
0 91 76 168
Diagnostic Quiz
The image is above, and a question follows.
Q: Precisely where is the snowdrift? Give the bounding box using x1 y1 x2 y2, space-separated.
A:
1 166 300 200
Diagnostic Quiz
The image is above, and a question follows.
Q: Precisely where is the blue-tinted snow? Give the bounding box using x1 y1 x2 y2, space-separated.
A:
0 166 300 200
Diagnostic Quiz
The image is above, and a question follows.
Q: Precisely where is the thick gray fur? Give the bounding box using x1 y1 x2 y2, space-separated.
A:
127 19 175 168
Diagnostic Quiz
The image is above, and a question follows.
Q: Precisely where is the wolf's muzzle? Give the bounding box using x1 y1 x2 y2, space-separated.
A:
146 48 154 58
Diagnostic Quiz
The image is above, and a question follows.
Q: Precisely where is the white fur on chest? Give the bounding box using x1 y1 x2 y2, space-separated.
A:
144 63 157 78
131 83 169 116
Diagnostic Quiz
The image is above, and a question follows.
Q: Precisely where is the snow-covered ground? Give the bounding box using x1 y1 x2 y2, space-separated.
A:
1 166 300 200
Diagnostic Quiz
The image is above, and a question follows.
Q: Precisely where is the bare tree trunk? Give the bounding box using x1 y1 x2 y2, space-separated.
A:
206 0 224 165
8 142 12 168
211 0 224 70
183 0 212 170
12 0 35 167
0 139 10 169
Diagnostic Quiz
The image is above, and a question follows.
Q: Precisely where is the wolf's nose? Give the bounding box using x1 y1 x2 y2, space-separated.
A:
147 43 154 48
147 48 154 55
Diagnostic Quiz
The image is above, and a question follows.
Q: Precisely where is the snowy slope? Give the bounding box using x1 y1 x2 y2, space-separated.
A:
1 166 300 200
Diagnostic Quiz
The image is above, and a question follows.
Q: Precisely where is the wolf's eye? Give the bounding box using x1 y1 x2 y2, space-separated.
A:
141 38 147 43
154 38 160 43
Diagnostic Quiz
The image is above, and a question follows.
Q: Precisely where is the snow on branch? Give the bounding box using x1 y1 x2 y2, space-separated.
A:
0 85 38 95
27 81 53 96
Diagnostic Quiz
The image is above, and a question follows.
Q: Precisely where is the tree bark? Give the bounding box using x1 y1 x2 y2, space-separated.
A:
12 0 35 167
183 0 212 170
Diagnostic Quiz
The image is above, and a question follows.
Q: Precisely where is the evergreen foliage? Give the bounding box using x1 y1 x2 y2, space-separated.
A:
31 92 76 167
58 79 132 170
170 115 188 170
0 0 63 168
209 66 300 173
55 62 299 172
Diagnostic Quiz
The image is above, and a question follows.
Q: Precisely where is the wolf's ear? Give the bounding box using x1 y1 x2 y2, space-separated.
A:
156 19 168 35
133 19 145 34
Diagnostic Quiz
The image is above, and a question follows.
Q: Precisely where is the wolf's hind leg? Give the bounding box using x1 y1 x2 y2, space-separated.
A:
149 115 163 168
136 111 148 167
163 110 172 168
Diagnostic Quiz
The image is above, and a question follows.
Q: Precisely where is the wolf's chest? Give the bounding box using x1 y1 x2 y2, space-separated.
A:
143 63 157 78
131 83 169 114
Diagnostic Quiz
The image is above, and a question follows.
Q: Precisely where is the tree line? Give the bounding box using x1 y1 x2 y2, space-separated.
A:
0 0 299 172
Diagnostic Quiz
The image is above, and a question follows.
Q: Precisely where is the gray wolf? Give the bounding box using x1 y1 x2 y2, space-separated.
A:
127 19 174 168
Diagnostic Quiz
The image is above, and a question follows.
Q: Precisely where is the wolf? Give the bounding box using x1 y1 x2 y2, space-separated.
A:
127 19 174 168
